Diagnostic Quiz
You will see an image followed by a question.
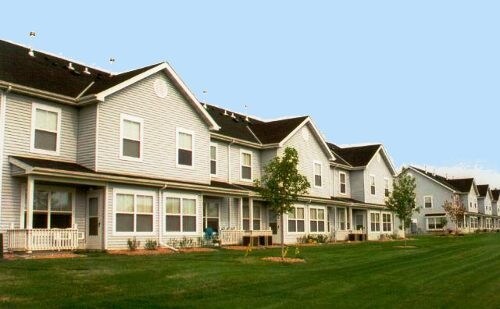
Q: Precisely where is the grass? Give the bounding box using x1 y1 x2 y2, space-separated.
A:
1 233 500 308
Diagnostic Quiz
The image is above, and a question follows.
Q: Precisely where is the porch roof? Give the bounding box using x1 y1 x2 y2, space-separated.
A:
9 156 256 197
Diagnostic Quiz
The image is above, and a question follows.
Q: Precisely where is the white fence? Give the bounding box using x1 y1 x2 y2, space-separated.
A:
7 228 79 252
219 229 244 245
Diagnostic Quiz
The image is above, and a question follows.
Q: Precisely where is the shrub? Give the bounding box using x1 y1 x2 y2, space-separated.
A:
127 237 140 251
144 239 158 250
297 234 329 244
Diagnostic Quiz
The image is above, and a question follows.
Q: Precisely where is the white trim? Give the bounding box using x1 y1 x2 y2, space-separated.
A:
95 103 100 170
91 62 220 131
423 195 433 208
163 192 200 236
369 174 376 196
210 142 218 177
176 128 195 169
313 161 323 188
339 171 347 195
0 91 6 229
240 149 253 182
30 102 62 156
278 118 335 160
369 211 381 232
119 113 144 162
112 188 156 236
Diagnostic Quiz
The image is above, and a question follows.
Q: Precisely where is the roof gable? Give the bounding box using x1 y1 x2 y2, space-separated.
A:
408 166 476 194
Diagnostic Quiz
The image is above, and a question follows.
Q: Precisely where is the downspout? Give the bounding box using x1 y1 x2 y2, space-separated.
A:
158 184 178 252
228 139 235 182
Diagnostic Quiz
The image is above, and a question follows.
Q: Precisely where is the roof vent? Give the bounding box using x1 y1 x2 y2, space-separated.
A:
83 67 91 75
231 113 236 119
203 103 208 109
67 62 75 71
223 110 228 116
244 116 250 122
28 48 35 57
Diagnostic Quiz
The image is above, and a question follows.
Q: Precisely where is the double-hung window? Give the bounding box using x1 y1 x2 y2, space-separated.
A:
253 203 261 230
310 208 325 233
120 114 143 160
314 162 322 187
241 151 252 181
337 207 346 230
339 172 346 194
370 175 376 195
210 143 217 175
115 192 153 233
288 207 305 233
31 103 61 154
424 196 433 208
382 213 392 232
165 196 197 233
177 129 194 167
242 199 250 230
384 178 390 197
370 212 380 232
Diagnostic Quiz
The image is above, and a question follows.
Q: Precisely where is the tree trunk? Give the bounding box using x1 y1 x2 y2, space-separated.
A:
280 211 285 259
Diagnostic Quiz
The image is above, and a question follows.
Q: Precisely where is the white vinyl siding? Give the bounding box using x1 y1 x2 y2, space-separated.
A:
31 103 61 155
120 114 143 161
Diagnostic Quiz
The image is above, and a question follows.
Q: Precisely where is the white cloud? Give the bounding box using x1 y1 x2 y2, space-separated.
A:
407 162 500 189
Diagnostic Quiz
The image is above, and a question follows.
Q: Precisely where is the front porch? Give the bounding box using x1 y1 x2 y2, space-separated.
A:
7 228 80 252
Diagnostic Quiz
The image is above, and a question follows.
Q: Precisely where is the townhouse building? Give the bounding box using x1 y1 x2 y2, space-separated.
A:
0 39 401 252
403 166 499 233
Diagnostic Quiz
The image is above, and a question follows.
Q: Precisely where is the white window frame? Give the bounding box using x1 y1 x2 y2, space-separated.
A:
210 142 217 176
176 128 195 169
426 216 446 231
113 188 156 236
313 161 323 188
309 206 326 233
119 113 144 162
336 207 347 230
240 149 253 182
370 212 381 232
369 175 376 195
424 195 433 208
287 206 305 233
384 178 390 197
339 171 347 195
382 212 392 232
30 102 62 155
164 193 199 235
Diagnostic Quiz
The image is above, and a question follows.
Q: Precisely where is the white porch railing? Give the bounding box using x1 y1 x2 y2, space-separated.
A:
7 228 79 252
219 228 273 245
219 228 244 245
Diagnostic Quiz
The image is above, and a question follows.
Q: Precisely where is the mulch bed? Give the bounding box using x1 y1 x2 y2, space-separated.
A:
108 247 216 256
261 257 306 263
2 252 84 260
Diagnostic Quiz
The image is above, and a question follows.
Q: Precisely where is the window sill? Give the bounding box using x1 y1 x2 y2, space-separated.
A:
176 164 194 170
119 155 143 162
30 147 60 156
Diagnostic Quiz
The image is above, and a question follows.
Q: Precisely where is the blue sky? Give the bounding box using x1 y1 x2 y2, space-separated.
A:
1 1 499 183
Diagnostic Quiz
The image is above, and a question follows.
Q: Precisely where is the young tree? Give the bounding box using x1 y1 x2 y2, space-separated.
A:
442 194 465 234
385 173 418 246
254 147 310 259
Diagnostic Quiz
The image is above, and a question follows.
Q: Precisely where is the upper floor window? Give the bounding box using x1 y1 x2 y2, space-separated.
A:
384 178 390 197
177 129 194 167
241 151 252 181
120 114 143 160
370 175 376 195
339 172 346 194
31 103 61 154
210 143 217 175
314 162 322 187
424 196 433 208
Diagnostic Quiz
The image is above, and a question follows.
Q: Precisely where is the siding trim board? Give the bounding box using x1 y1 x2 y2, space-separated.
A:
0 90 5 229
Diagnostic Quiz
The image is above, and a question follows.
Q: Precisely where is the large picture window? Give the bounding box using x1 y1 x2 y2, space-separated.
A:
30 188 73 229
120 114 143 160
427 217 445 231
115 192 154 233
177 129 194 167
31 103 61 154
165 196 197 233
288 207 305 233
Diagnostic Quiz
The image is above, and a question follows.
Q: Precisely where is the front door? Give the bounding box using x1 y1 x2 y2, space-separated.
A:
87 190 103 250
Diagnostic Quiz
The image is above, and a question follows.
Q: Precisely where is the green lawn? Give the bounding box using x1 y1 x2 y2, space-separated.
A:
1 234 499 308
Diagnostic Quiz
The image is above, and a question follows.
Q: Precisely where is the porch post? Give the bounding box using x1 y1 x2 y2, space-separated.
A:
348 207 353 230
333 206 337 242
239 197 243 230
26 176 34 229
249 198 254 231
228 197 232 229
